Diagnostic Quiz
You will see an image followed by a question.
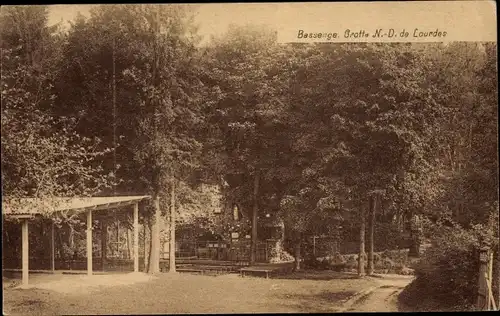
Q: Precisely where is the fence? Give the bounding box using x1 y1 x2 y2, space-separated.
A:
477 245 498 311
303 233 415 259
2 239 277 272
165 239 278 263
302 237 361 257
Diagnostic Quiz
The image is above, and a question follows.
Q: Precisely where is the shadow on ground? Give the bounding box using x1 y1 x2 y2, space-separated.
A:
273 290 356 312
397 292 415 312
396 279 448 312
272 270 359 281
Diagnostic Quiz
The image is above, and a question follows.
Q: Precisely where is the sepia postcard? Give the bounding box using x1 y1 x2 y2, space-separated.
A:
1 1 498 314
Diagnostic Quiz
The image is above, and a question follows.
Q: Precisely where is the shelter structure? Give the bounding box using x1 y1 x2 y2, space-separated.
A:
2 196 151 285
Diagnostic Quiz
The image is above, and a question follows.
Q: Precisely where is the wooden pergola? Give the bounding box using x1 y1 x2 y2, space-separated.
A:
2 196 151 285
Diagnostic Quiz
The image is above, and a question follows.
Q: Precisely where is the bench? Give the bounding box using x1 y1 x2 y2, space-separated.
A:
239 268 274 279
198 266 231 274
177 268 205 275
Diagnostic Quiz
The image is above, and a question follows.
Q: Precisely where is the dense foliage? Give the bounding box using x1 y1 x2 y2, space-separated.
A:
1 6 115 205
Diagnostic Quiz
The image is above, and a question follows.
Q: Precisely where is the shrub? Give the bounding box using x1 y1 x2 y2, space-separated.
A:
379 257 394 270
280 251 295 262
374 222 407 251
344 254 358 269
332 252 346 264
303 256 321 269
303 254 330 270
398 266 415 275
379 249 410 270
319 257 331 270
402 224 481 311
326 253 347 271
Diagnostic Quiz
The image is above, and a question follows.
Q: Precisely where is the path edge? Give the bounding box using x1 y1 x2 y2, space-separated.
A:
338 285 380 312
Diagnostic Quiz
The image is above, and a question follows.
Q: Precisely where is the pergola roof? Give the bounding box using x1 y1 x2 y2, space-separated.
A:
2 196 151 219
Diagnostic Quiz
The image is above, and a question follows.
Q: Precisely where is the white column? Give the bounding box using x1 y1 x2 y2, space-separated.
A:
133 203 139 272
21 219 29 285
87 210 93 276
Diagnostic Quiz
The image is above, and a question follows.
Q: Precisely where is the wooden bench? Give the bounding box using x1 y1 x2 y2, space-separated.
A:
177 268 205 275
198 266 228 274
239 268 274 279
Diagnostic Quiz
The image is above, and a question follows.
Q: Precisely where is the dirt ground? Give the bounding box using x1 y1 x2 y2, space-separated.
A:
346 274 415 312
3 270 378 315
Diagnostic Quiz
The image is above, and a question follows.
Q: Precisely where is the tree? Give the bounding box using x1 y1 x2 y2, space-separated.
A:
367 190 385 275
277 42 456 273
1 6 114 213
54 4 207 273
202 24 292 264
423 43 497 228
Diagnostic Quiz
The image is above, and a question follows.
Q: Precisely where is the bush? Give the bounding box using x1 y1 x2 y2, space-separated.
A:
374 222 407 251
344 254 358 269
303 253 349 271
332 252 346 264
378 257 394 270
304 255 323 269
398 266 415 275
401 224 481 311
303 253 331 270
326 253 347 271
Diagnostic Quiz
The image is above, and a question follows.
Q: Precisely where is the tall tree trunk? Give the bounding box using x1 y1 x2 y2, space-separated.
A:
169 179 177 273
112 33 117 188
358 206 366 277
116 220 120 257
143 220 149 272
250 170 260 265
146 5 161 275
148 196 161 274
294 237 302 271
69 224 74 248
409 214 421 257
367 195 376 276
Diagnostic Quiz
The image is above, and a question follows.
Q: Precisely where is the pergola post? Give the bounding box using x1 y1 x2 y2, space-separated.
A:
133 203 139 272
87 210 93 276
50 221 55 272
21 218 29 286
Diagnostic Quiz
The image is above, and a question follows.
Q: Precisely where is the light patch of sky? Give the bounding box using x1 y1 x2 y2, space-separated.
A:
45 3 494 44
47 3 280 44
